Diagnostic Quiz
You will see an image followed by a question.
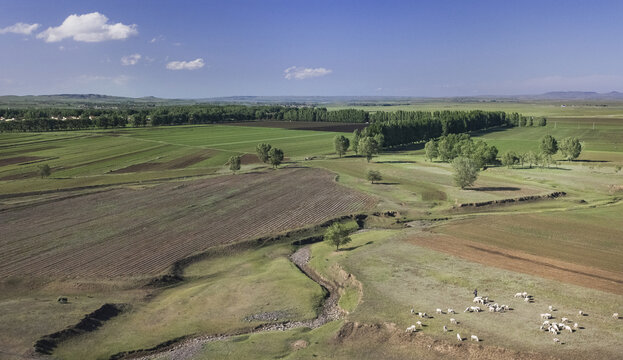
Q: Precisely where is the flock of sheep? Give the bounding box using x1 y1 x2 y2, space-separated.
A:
405 291 620 346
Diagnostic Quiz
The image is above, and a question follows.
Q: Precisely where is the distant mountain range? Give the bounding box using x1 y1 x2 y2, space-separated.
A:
1 91 622 107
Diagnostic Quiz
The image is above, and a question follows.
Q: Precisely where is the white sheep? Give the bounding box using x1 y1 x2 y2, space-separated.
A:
457 333 463 341
565 325 573 333
551 323 559 332
471 335 479 342
514 292 523 298
436 308 443 314
540 313 552 320
549 327 557 335
561 317 568 323
470 306 481 312
573 323 579 329
578 310 584 316
418 312 427 318
542 320 550 326
613 313 619 319
522 291 528 297
448 308 455 314
416 321 422 327
553 338 560 343
473 297 483 304
549 305 554 311
450 318 457 324
405 325 416 333
524 297 530 302
488 306 495 312
443 325 448 332
410 308 415 315
464 307 471 313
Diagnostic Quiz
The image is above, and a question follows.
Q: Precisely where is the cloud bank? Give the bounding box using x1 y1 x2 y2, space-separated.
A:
37 12 137 43
284 66 332 80
121 54 141 66
166 58 205 70
0 22 40 35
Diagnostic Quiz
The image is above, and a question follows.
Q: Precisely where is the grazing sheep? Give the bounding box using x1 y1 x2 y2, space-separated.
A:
473 297 483 304
436 308 443 314
464 307 471 313
470 306 481 312
471 335 479 342
542 320 550 326
524 297 530 302
443 325 448 332
418 312 428 318
578 310 584 316
457 333 463 341
489 306 495 312
406 325 416 333
416 321 422 327
553 338 560 343
549 327 557 335
551 323 559 332
565 325 573 333
522 291 528 298
410 308 415 315
514 292 523 298
448 308 455 314
541 313 552 320
561 317 568 323
501 304 510 310
450 318 457 324
549 305 554 311
613 313 619 319
573 323 579 329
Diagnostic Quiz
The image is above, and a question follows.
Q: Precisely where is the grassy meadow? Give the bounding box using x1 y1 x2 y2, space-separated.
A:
1 104 622 359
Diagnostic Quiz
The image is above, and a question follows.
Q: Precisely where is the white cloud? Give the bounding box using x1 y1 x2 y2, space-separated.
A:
121 53 141 66
37 12 137 43
284 66 332 80
166 58 205 70
0 22 40 35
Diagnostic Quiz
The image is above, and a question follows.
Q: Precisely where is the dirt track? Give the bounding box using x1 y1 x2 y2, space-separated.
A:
0 167 375 279
406 232 623 295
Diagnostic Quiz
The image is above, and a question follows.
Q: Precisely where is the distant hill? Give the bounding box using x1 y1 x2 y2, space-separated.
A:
1 92 622 108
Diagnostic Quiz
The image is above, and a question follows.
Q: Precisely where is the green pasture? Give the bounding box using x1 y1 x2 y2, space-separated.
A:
54 243 325 360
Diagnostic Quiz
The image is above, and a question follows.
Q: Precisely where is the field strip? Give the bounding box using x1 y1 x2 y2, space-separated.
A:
406 232 623 295
124 131 330 152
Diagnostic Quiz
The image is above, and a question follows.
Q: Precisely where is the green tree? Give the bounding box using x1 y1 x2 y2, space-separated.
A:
366 170 382 184
424 139 438 161
38 164 51 178
352 129 361 155
559 137 582 161
358 137 379 162
268 147 284 168
324 222 352 251
228 155 241 174
539 135 558 168
256 143 272 163
452 156 479 189
334 135 350 158
501 151 520 168
525 151 539 169
374 133 385 149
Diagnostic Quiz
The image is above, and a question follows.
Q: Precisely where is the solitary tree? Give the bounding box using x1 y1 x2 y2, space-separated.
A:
559 137 582 161
38 164 51 178
228 155 241 174
256 143 272 163
358 137 379 162
424 140 438 161
451 156 479 189
352 129 361 155
366 170 382 184
334 135 350 158
268 147 284 168
324 222 352 251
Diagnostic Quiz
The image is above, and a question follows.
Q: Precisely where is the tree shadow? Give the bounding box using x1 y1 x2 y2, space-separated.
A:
375 160 417 164
572 159 609 163
341 241 374 251
375 182 400 185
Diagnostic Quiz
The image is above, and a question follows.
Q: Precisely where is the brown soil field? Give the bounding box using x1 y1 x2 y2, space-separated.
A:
407 231 623 295
0 156 44 167
226 121 368 133
112 150 213 173
0 167 375 279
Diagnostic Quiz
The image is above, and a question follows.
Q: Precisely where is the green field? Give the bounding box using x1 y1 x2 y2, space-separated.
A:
1 111 623 359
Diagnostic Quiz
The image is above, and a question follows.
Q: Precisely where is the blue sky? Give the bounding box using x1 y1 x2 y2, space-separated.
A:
1 0 622 98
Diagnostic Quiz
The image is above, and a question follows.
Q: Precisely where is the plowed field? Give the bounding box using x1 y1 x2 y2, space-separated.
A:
0 167 375 279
